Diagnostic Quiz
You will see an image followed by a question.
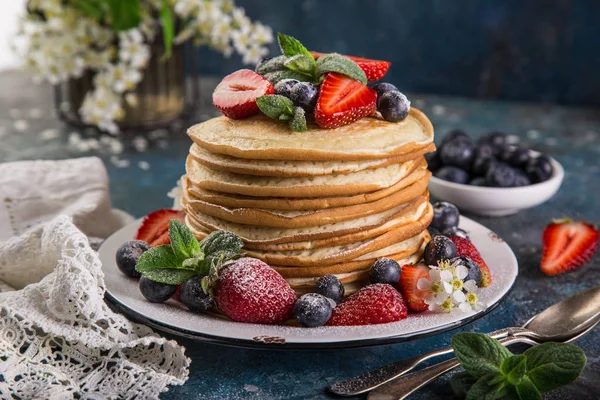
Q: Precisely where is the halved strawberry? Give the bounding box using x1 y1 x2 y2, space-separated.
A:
448 236 492 287
311 52 391 82
212 69 274 119
541 218 598 276
398 264 431 312
135 209 186 247
314 73 377 129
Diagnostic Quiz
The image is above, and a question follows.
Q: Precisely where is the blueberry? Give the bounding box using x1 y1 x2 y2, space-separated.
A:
486 162 517 187
116 240 150 278
473 143 494 160
372 82 398 102
434 166 470 184
293 293 332 327
139 277 177 303
424 235 457 266
526 155 554 183
469 177 487 186
431 201 460 231
180 275 213 313
513 171 531 187
442 226 471 241
503 147 531 168
428 226 442 238
478 132 508 156
274 78 300 98
471 157 495 177
451 256 482 287
290 82 318 111
377 91 410 122
441 130 470 147
315 275 345 304
369 258 401 285
439 140 474 170
425 151 442 172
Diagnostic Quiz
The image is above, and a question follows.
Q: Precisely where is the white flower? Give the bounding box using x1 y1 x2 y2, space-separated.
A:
251 23 273 45
107 64 143 93
242 44 268 65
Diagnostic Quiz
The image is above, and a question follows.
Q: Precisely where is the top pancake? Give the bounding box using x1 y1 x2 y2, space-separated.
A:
188 108 434 161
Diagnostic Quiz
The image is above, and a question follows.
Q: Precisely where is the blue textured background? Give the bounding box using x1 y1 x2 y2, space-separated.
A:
198 0 600 105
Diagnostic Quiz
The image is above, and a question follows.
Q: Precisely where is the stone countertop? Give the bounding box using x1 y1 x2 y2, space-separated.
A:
1 70 599 399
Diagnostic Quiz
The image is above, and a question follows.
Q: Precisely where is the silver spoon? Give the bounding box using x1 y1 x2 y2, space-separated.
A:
330 285 600 397
368 319 599 400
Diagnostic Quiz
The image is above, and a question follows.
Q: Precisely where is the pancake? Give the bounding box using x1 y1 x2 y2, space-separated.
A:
181 175 428 228
186 156 421 198
182 165 429 211
189 142 436 177
188 108 434 161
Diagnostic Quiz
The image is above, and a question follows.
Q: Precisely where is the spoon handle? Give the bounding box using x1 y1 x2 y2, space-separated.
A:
367 336 535 400
328 327 520 396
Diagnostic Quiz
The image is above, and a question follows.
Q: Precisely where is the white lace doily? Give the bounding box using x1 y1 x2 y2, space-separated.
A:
0 216 190 399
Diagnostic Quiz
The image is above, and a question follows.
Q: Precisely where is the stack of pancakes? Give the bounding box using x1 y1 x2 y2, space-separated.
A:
181 108 435 295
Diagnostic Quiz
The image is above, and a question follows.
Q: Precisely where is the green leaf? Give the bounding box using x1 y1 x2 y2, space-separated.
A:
289 107 307 132
316 53 367 84
169 220 201 261
256 95 296 120
160 0 174 59
450 372 478 398
524 342 586 392
106 0 141 31
140 268 196 285
500 355 527 386
277 32 313 59
515 376 542 400
182 253 205 269
255 55 287 75
465 373 510 400
284 55 317 77
74 0 106 19
135 245 182 273
452 333 513 378
263 70 313 85
200 230 243 255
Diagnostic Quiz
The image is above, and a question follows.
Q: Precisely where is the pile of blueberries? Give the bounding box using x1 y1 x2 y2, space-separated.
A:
274 79 319 112
427 130 554 187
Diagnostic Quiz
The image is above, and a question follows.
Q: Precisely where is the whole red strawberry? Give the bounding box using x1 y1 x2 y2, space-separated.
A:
327 284 408 326
448 236 492 287
215 258 296 324
541 218 598 276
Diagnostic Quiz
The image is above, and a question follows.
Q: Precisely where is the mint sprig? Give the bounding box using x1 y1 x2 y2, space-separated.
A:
277 32 313 59
316 53 367 84
256 95 307 132
451 333 587 400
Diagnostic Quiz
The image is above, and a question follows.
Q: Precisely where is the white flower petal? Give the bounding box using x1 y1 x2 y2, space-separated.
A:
417 278 431 291
464 280 478 292
455 264 468 280
440 270 453 282
442 281 454 294
435 292 449 305
453 290 466 303
429 269 441 282
459 302 472 313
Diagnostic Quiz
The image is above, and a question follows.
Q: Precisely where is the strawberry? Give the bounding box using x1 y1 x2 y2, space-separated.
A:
135 209 185 247
214 258 296 324
448 236 492 287
212 69 274 119
327 284 408 326
311 52 391 82
314 73 377 129
541 218 598 276
398 264 431 312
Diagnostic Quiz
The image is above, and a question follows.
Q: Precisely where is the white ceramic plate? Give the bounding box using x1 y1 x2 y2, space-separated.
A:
99 216 518 349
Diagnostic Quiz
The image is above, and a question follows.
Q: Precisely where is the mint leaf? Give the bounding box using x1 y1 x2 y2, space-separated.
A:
284 54 317 77
316 53 367 84
136 245 184 273
277 32 313 59
169 220 201 261
500 355 527 386
523 342 586 392
452 333 512 378
140 268 196 285
465 373 510 400
257 95 296 120
516 376 542 400
182 253 205 269
450 372 478 398
263 70 312 85
200 230 244 255
289 107 307 132
256 55 287 75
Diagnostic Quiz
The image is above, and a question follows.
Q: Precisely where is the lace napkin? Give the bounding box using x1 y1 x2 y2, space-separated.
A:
0 157 190 399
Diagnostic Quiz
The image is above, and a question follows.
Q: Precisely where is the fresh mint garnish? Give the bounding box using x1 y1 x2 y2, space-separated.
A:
200 230 244 256
316 53 367 84
140 268 197 286
277 32 313 59
450 333 587 400
169 219 200 260
136 245 188 273
263 70 314 85
284 54 317 77
255 55 288 75
256 95 307 132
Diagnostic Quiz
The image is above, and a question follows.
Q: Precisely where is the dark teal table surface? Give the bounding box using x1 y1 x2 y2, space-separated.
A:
1 71 599 399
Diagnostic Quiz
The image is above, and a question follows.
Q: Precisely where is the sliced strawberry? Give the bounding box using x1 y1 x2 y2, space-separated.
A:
448 236 492 287
327 284 408 326
135 209 186 247
314 73 377 129
398 264 431 312
212 69 274 119
541 218 598 276
311 52 391 82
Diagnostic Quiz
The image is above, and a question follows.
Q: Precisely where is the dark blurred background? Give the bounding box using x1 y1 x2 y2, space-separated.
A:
199 0 600 106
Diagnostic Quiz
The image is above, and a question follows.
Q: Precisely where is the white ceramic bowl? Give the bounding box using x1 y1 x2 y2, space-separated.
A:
428 154 564 216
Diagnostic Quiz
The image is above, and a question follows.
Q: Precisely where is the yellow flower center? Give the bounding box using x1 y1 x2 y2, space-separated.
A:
466 292 478 305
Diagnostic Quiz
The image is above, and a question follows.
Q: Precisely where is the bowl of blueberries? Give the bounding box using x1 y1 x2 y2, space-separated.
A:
427 130 564 216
